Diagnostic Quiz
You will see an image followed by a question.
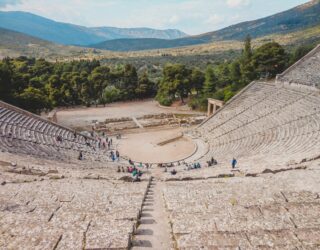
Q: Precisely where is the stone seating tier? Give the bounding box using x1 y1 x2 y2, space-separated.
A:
0 102 111 162
193 82 320 168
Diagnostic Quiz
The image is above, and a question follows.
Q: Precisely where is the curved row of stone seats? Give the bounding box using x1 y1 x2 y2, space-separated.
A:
199 83 278 135
162 167 320 249
277 44 320 89
0 176 149 249
0 101 110 161
194 81 320 167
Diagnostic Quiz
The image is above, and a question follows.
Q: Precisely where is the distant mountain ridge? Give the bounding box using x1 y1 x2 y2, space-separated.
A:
90 0 320 51
0 11 188 45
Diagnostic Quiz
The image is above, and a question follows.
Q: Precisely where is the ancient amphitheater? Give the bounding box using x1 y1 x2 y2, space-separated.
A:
0 45 320 250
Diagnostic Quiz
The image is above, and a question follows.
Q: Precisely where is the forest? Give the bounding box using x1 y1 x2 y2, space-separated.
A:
0 37 316 113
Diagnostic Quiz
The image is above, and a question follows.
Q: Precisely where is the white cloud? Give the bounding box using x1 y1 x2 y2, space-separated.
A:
226 0 251 8
0 0 21 7
205 14 224 26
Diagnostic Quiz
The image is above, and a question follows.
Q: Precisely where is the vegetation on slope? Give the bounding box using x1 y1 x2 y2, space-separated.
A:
156 37 316 110
0 27 121 61
0 37 316 114
0 58 155 113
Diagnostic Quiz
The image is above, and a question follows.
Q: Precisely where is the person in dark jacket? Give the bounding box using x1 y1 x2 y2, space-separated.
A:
232 158 237 169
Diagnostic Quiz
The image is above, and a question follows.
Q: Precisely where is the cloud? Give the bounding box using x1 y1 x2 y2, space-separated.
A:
205 14 224 26
226 0 251 8
0 0 21 7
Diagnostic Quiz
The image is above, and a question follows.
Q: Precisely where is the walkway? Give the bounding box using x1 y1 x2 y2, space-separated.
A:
132 117 144 129
131 177 173 249
184 137 209 163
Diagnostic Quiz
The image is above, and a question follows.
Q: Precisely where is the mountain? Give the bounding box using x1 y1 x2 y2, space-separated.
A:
89 38 206 52
91 27 187 40
0 27 116 60
0 11 188 46
90 0 320 51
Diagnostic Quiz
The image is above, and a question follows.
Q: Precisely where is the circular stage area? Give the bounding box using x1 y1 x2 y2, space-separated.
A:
118 128 196 164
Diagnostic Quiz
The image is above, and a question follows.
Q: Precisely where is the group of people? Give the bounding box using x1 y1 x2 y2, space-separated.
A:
207 157 218 167
109 150 120 161
184 162 202 171
117 164 143 182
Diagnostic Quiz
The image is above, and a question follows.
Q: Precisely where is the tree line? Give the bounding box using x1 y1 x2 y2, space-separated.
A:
0 37 315 114
156 38 315 110
0 59 155 113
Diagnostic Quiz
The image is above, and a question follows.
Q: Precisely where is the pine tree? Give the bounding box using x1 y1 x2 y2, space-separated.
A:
203 65 217 94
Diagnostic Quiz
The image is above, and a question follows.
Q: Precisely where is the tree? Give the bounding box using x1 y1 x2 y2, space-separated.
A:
156 64 192 105
0 60 14 102
240 35 256 82
191 68 205 95
252 42 287 78
17 87 49 114
136 72 154 98
102 85 121 104
203 65 217 94
229 61 241 83
290 44 315 65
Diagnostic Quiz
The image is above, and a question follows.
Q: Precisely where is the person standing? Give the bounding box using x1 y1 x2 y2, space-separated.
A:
116 150 120 161
232 158 237 169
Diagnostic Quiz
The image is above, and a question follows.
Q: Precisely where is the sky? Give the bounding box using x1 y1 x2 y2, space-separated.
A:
0 0 310 35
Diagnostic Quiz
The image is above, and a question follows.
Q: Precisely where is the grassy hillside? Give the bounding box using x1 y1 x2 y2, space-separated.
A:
1 24 320 62
90 0 320 51
0 28 118 61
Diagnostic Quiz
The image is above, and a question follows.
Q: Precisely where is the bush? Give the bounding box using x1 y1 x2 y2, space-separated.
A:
156 92 173 106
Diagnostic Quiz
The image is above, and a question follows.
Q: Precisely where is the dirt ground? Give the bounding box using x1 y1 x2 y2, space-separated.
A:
56 100 203 128
117 128 196 164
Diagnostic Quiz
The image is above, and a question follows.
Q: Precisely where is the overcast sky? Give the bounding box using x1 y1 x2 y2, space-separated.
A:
0 0 310 35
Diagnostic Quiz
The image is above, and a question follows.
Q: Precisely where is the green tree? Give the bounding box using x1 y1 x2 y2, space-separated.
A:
17 87 49 114
156 64 192 105
102 85 121 104
136 72 154 98
203 65 217 94
252 42 287 78
289 44 315 65
191 68 205 95
240 35 256 82
0 60 14 102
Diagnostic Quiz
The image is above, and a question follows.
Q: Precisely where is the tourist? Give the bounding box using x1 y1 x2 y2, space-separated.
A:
78 151 83 160
132 169 142 182
116 150 120 161
171 169 177 175
232 158 237 169
117 166 121 173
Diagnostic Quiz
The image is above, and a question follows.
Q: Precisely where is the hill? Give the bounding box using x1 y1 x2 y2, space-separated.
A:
0 27 117 60
89 37 206 51
90 0 320 51
0 11 187 46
